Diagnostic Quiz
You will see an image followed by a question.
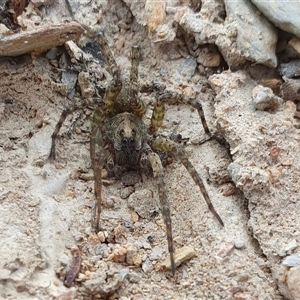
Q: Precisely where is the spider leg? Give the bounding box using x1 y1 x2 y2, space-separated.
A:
129 45 147 117
88 32 122 117
139 81 166 94
145 146 175 274
152 136 224 227
90 126 106 231
149 98 165 133
49 97 104 160
157 91 211 135
156 90 229 148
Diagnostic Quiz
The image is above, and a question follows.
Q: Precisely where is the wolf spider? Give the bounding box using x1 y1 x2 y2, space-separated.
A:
49 32 224 274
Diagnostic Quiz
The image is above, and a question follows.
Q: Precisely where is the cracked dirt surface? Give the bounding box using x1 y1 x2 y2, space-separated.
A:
1 0 300 299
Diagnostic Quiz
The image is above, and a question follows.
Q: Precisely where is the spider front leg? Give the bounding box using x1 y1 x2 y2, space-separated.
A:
90 126 106 231
152 136 224 227
129 45 147 117
145 148 175 274
49 97 104 160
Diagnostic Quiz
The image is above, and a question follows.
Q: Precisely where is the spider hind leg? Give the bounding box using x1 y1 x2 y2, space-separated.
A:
152 136 224 227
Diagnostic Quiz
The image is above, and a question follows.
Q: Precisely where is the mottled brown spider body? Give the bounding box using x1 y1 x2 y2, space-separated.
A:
104 112 146 168
49 30 224 274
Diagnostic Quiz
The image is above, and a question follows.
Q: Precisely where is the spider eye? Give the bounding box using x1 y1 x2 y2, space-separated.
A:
120 129 124 137
121 136 135 146
132 129 136 137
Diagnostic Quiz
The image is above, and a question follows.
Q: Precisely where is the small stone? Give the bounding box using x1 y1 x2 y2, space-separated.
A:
28 198 40 207
78 71 95 98
160 246 196 270
65 40 84 62
46 47 58 59
120 186 134 199
110 245 127 263
142 242 152 250
150 246 163 261
113 225 123 238
269 146 281 161
287 265 300 299
95 243 109 256
126 244 142 266
142 259 152 273
234 239 245 249
145 0 166 33
197 46 221 67
173 236 184 245
288 36 300 55
177 58 197 77
115 36 125 51
282 254 300 267
284 239 298 253
217 242 235 258
252 85 281 111
97 231 106 243
131 211 139 223
119 268 129 280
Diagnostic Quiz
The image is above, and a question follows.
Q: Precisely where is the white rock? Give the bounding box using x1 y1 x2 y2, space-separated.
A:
251 0 300 38
282 255 300 267
284 239 298 253
223 0 277 67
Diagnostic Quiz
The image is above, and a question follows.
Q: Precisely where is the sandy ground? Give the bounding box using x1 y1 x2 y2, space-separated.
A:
1 0 299 299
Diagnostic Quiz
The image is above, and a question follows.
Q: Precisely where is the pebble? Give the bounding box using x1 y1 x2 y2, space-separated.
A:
142 259 152 273
234 239 245 249
252 85 281 111
284 239 298 253
119 268 129 280
287 265 300 299
196 46 221 67
142 242 152 250
46 47 58 59
145 0 166 33
149 246 163 261
282 254 300 267
269 146 281 161
177 58 197 77
131 211 139 223
110 245 127 263
217 242 235 258
97 231 106 243
95 243 109 257
126 244 142 266
120 186 135 199
160 245 196 270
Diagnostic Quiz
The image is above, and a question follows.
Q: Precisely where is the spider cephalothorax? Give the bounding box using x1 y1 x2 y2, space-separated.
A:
104 112 146 168
50 29 224 274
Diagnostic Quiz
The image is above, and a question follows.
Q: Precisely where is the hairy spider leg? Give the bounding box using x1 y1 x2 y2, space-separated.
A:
91 126 106 231
157 91 230 148
129 45 147 117
49 97 104 160
145 147 175 274
150 98 165 133
96 32 122 115
152 136 224 227
157 91 211 135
